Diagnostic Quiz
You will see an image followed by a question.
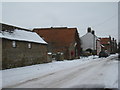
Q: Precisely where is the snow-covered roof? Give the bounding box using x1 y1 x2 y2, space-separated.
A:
0 29 47 44
81 32 97 38
97 38 100 41
101 44 105 47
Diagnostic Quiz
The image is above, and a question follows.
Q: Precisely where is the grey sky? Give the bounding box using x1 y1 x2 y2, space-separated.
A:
2 2 118 42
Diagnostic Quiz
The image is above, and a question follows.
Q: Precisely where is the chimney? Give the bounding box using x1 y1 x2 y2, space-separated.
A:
112 38 114 41
87 27 91 33
109 35 111 39
91 30 95 35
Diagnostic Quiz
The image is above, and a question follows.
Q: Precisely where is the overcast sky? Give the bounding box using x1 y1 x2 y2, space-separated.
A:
2 2 118 42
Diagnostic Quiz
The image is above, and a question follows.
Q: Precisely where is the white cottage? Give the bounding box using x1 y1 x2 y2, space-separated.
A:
81 27 101 55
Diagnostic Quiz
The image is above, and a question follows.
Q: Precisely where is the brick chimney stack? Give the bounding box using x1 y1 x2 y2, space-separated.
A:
87 27 91 33
109 35 111 41
92 30 95 35
112 38 114 41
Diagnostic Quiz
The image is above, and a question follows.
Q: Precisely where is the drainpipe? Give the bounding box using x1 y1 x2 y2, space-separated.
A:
92 30 95 55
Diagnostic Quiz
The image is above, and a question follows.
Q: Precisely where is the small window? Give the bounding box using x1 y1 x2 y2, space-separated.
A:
12 41 16 48
28 43 31 49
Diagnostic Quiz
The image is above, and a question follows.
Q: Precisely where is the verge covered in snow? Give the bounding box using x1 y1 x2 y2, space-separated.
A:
0 29 47 44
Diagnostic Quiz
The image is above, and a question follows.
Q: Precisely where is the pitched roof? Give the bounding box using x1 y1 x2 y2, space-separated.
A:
81 32 97 38
33 27 78 47
100 38 111 44
0 29 47 44
1 23 30 31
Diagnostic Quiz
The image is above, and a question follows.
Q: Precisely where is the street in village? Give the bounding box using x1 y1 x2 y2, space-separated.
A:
1 54 118 88
1 2 119 90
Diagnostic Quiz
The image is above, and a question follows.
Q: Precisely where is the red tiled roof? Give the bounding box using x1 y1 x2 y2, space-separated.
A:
100 38 111 44
33 27 78 47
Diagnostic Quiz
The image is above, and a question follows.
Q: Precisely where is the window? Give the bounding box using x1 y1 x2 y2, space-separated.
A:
12 41 16 48
28 43 31 49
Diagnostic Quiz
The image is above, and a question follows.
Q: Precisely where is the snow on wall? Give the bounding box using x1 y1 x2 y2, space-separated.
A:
81 33 97 51
0 29 47 44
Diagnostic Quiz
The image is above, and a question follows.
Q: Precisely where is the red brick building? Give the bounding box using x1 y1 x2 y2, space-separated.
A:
99 36 117 54
33 27 81 60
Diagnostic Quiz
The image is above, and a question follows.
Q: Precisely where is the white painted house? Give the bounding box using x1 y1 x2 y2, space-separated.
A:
81 27 101 55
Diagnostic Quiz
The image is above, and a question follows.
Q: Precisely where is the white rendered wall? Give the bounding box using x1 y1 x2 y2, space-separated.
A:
96 40 101 55
81 33 97 51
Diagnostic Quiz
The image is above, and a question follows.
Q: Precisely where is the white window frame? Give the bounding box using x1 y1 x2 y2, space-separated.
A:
12 41 16 48
28 43 32 49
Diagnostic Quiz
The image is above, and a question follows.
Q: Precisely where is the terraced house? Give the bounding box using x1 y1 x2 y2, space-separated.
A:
80 27 102 55
99 36 117 54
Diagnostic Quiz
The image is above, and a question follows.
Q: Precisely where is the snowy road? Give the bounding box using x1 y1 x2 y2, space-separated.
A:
2 54 118 88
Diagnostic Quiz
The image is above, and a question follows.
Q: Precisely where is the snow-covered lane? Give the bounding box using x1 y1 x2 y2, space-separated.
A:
2 54 118 88
2 55 100 88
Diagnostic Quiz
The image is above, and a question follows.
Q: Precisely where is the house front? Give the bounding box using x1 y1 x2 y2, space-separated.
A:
81 27 101 55
1 28 48 69
33 27 81 60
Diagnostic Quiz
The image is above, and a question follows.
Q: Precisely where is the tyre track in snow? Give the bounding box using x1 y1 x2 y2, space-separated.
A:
74 58 118 88
9 58 109 88
4 58 102 88
45 58 109 88
5 56 118 88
